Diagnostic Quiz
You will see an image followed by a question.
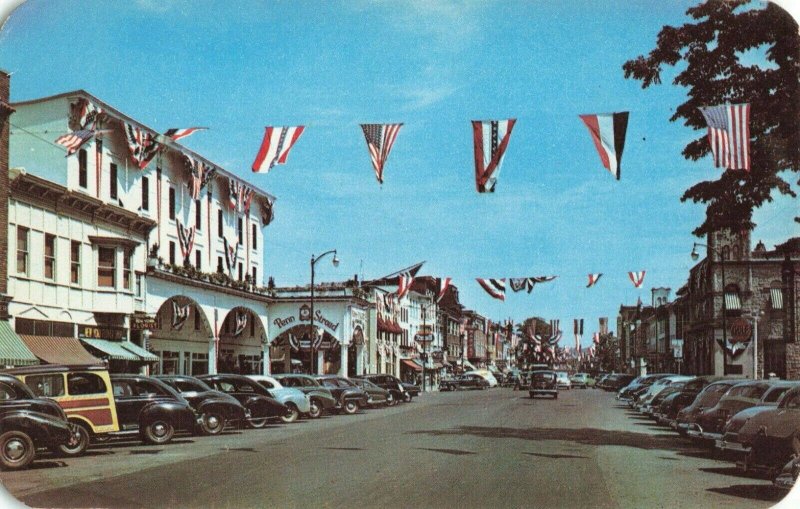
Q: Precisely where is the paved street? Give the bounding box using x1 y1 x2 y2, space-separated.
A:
0 388 790 509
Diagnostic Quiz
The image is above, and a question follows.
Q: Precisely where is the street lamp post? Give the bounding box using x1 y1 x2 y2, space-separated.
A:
747 309 764 379
691 242 727 376
310 249 339 375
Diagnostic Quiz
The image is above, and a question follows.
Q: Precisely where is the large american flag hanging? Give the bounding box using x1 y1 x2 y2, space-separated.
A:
472 119 516 193
476 278 506 301
579 112 629 180
699 104 751 171
176 220 196 264
187 157 216 201
628 271 646 288
360 123 403 184
397 273 415 299
124 122 160 170
55 130 96 156
165 127 208 142
223 236 239 278
252 126 306 174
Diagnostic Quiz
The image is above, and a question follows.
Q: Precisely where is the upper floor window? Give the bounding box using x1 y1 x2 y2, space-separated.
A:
141 177 150 211
217 256 223 273
169 241 176 266
237 217 243 245
98 247 116 288
252 266 257 285
238 262 243 281
169 187 176 220
135 273 143 298
195 249 201 270
110 163 118 200
195 200 202 230
217 209 223 238
70 241 81 284
78 149 88 188
252 223 257 250
123 251 132 290
44 234 56 280
16 226 29 275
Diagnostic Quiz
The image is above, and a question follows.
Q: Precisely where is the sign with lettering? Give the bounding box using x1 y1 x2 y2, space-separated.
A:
79 325 126 341
729 318 752 343
131 314 157 331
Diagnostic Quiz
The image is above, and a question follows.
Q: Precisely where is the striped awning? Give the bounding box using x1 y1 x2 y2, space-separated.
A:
770 288 784 310
19 335 102 365
80 338 141 361
724 292 742 311
0 321 39 366
120 341 159 362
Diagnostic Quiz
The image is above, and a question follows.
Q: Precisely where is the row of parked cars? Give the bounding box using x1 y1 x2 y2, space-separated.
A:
615 373 800 491
0 364 420 470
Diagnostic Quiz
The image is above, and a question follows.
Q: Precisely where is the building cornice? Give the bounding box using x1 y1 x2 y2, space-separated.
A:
147 268 273 304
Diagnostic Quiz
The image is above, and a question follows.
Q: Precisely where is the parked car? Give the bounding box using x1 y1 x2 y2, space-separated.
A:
315 375 369 414
687 380 772 443
440 374 490 391
464 370 498 388
735 385 800 474
636 376 693 414
246 374 311 423
352 374 407 406
529 370 558 399
569 373 591 389
272 374 338 418
350 378 390 407
675 379 739 435
555 372 571 390
655 376 724 427
198 374 290 427
155 375 248 434
515 371 532 391
646 381 689 419
110 375 198 445
774 456 800 491
402 382 421 401
602 374 636 392
0 373 78 470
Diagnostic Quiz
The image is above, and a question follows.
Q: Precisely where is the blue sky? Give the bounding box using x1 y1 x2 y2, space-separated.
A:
1 0 797 347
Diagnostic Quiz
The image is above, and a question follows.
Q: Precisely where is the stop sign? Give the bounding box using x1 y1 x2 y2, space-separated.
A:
729 318 752 344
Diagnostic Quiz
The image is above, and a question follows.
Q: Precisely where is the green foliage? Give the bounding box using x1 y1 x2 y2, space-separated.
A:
623 1 800 234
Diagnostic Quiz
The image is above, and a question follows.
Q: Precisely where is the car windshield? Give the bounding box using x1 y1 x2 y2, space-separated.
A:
764 386 790 403
173 378 211 393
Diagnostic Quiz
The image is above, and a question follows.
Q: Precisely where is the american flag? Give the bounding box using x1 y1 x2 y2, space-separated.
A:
55 130 95 155
699 103 751 171
165 127 208 142
124 122 160 170
252 126 305 173
397 273 415 299
172 301 190 330
233 311 248 337
360 123 403 184
188 158 216 200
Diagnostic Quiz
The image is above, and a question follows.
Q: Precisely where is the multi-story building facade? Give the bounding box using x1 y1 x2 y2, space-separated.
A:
463 310 488 367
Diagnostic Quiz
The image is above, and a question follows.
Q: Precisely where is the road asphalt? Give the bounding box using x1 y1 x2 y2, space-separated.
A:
0 387 794 508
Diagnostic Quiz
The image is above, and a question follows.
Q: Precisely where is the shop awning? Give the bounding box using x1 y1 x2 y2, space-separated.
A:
0 321 38 366
725 292 742 311
770 288 784 310
81 338 141 361
121 341 160 362
401 359 422 372
19 335 102 365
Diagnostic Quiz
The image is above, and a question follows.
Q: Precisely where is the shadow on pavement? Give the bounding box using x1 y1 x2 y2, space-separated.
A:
700 466 770 480
324 447 364 451
523 452 589 459
129 449 162 455
221 447 258 453
27 460 68 469
706 484 786 503
415 447 475 456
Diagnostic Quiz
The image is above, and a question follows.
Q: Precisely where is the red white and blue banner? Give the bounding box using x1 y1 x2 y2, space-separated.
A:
476 278 506 301
124 122 160 170
573 319 584 350
509 276 557 293
260 197 275 226
579 112 629 180
223 236 239 278
187 157 216 200
397 273 414 299
233 311 248 337
69 98 104 131
699 103 750 171
172 301 190 330
360 123 403 184
165 127 207 142
252 126 305 174
628 271 646 288
472 119 516 193
436 277 451 302
176 220 196 264
587 273 602 288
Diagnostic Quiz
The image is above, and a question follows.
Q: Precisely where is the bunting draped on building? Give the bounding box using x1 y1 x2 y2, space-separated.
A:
476 278 506 301
252 126 306 174
223 236 239 278
397 273 414 299
436 277 451 302
260 197 275 226
187 157 217 201
233 311 248 337
628 271 646 288
548 319 561 346
227 178 253 215
573 319 584 350
360 123 402 184
172 301 190 330
587 273 603 288
165 127 208 142
509 276 557 293
699 103 750 171
124 122 160 170
579 112 629 180
472 119 516 193
69 98 104 131
176 220 196 264
241 187 254 216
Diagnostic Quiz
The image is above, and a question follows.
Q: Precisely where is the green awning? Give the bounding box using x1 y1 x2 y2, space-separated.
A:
0 321 39 366
120 342 159 362
80 338 141 361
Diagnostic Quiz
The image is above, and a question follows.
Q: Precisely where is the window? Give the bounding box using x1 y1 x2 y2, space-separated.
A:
16 226 29 275
217 256 223 273
27 374 65 397
136 273 143 298
78 149 88 188
141 176 150 211
252 223 257 250
195 200 202 230
217 209 223 238
98 247 116 287
250 315 255 336
252 266 257 285
238 262 243 281
191 353 208 376
44 234 56 280
67 373 107 396
123 251 132 290
194 307 201 331
169 187 176 220
237 217 243 245
195 250 201 270
169 241 176 266
70 241 81 284
110 163 118 200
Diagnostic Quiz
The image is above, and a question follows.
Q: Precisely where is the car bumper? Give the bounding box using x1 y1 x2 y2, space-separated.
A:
716 439 750 454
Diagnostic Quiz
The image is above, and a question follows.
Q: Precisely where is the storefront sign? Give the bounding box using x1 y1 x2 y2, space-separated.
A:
131 314 157 331
671 339 683 359
79 325 126 341
729 318 752 343
272 307 340 333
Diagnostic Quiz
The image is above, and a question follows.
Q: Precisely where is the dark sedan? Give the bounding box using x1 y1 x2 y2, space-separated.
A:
440 374 490 391
352 374 406 405
315 375 369 414
351 378 390 407
199 374 289 428
156 375 248 435
272 374 338 418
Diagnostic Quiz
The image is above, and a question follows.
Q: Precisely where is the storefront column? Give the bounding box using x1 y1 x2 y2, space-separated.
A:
208 335 217 374
355 345 364 375
317 350 325 375
140 330 152 376
338 344 349 376
261 341 270 375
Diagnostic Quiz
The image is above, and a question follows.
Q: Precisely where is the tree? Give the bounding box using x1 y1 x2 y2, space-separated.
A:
623 1 800 235
595 333 621 373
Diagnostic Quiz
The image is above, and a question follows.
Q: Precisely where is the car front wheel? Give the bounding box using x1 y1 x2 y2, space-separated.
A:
280 404 300 424
343 400 359 415
403 392 412 403
386 392 396 406
200 412 226 435
0 431 35 470
56 422 90 456
307 399 323 419
142 420 175 445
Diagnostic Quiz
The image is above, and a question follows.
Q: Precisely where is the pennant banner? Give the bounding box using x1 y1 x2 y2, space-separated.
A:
436 277 451 303
186 157 217 201
361 123 403 184
252 126 305 173
579 112 628 180
628 271 646 288
223 236 239 278
509 276 557 293
165 127 207 142
176 220 196 264
476 278 506 301
172 301 190 330
699 103 750 171
472 118 516 193
397 274 415 299
587 273 603 288
124 122 160 170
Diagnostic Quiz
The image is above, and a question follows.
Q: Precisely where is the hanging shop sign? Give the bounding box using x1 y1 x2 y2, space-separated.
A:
131 314 157 331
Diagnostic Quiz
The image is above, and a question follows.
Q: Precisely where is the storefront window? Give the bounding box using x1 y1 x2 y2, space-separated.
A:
98 247 116 287
160 351 179 375
191 352 208 376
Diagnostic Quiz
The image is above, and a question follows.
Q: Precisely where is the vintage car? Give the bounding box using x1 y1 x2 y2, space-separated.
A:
555 372 572 390
687 380 772 443
464 370 498 388
350 378 390 407
110 375 198 444
774 456 800 491
246 374 311 422
734 385 800 474
155 375 248 434
199 374 290 427
717 381 800 455
656 376 726 427
636 376 693 414
646 381 689 419
675 379 739 435
529 370 558 399
272 374 338 418
602 374 636 392
352 374 407 405
439 374 490 391
0 373 78 470
315 375 369 414
569 373 591 389
6 364 120 455
402 382 421 401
